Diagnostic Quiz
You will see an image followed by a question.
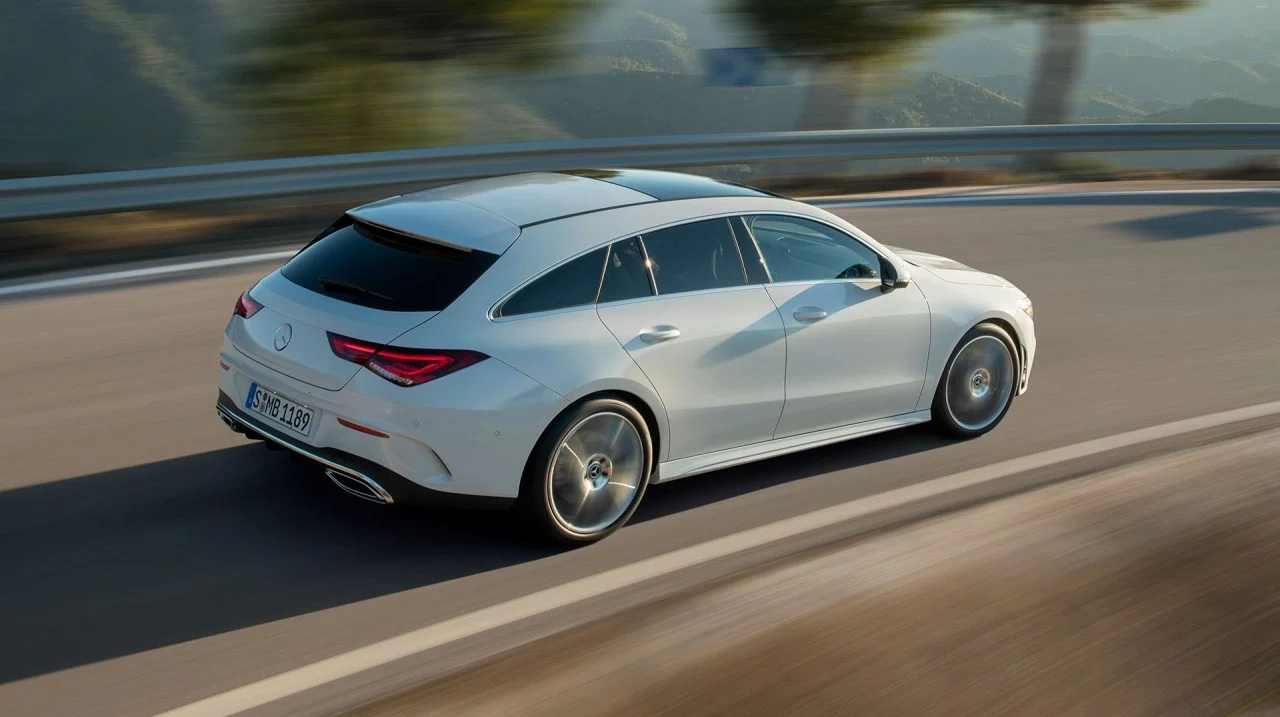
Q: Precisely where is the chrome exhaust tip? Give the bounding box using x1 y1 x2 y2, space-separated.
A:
325 468 394 504
217 408 242 432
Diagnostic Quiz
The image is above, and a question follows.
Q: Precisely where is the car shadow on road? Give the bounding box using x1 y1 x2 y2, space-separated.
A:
1110 206 1279 241
0 426 948 684
637 425 950 522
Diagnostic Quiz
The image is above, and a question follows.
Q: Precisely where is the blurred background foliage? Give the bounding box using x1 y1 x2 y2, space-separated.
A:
5 0 1279 176
226 0 595 157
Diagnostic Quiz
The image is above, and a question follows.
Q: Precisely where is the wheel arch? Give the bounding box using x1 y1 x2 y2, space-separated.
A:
518 387 665 500
976 314 1023 376
919 310 1024 412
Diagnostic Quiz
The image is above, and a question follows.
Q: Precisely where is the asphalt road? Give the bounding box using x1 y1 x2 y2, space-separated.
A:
2 191 1280 716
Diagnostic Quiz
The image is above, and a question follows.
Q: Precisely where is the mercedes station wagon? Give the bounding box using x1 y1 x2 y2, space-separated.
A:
216 169 1036 543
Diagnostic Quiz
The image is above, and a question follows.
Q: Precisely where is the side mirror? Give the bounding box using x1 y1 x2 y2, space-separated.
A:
879 257 911 293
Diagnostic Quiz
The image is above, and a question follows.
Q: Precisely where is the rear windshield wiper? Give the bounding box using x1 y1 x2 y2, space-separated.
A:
318 277 395 303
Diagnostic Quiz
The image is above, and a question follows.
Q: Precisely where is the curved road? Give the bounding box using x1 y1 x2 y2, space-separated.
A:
2 190 1279 716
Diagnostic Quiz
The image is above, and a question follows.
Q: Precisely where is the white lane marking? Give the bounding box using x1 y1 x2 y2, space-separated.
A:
0 250 297 299
2 186 1275 300
155 399 1280 717
817 186 1280 208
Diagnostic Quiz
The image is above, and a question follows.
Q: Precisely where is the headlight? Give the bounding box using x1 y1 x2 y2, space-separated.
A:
1017 295 1033 320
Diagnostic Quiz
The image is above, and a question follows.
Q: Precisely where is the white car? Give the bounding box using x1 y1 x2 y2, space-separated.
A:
216 169 1035 543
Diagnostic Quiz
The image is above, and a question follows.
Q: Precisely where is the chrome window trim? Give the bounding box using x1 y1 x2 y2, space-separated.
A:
487 209 766 322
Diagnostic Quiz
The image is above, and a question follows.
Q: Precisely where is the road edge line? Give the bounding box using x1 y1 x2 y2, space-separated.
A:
154 399 1280 717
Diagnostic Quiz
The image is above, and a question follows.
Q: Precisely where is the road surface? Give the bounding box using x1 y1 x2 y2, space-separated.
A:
2 190 1279 716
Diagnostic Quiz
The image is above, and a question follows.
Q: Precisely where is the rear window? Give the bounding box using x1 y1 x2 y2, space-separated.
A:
282 219 499 312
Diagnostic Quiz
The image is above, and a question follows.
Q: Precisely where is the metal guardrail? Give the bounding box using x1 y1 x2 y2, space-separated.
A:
2 123 1277 222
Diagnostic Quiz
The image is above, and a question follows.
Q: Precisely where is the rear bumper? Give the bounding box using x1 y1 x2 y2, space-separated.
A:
216 391 513 510
217 333 567 500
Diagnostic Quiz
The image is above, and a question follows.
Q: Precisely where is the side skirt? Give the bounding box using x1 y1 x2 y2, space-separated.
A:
654 410 932 483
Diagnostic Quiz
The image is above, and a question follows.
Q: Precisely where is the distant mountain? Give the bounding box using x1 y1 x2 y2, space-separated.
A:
1186 31 1280 65
868 73 1024 128
1090 34 1189 60
918 36 1037 78
916 32 1280 109
1143 97 1280 122
1083 89 1180 119
972 75 1178 119
1084 53 1280 106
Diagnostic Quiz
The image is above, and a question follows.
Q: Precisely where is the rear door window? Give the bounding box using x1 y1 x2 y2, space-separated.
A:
497 247 608 318
281 219 499 312
598 238 655 303
639 219 747 295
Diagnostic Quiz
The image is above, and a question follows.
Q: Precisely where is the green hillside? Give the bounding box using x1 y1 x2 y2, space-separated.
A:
1143 97 1280 122
869 73 1023 128
972 75 1177 119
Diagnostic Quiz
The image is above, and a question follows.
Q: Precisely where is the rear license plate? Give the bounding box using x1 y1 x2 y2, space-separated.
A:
245 383 315 438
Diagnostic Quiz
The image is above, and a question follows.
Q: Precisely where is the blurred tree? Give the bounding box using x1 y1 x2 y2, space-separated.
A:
948 0 1197 168
998 0 1194 129
227 0 594 157
731 0 950 131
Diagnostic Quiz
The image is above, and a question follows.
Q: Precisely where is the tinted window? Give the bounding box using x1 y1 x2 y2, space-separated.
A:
640 219 746 295
743 215 881 283
498 247 607 318
282 220 499 312
598 238 654 303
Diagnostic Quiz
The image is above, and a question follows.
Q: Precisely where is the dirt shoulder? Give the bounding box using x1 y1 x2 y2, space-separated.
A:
345 429 1280 717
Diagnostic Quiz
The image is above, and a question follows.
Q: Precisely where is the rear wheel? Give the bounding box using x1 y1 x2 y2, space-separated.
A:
518 397 653 544
932 323 1018 438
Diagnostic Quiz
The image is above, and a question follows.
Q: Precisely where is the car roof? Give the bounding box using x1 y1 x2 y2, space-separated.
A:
552 169 782 206
347 170 782 253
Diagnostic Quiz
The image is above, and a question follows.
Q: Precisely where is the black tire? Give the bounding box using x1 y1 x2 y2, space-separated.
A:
517 396 654 545
931 322 1019 439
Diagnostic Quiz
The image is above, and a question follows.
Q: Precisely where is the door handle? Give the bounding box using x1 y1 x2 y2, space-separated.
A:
793 307 828 323
639 325 681 344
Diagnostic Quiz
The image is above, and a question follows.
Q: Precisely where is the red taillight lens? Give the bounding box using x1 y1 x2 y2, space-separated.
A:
327 333 487 387
233 290 264 319
328 333 379 363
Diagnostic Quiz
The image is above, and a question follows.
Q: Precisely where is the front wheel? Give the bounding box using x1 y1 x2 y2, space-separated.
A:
932 323 1018 438
518 397 653 544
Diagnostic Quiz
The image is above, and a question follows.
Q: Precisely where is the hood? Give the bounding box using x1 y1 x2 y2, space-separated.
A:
886 245 1013 288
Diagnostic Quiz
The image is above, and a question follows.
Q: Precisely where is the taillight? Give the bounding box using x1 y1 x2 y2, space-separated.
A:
327 333 487 387
233 290 264 319
328 333 378 363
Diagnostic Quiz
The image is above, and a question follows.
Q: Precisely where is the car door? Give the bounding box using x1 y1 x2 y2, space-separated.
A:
737 214 932 438
595 219 787 461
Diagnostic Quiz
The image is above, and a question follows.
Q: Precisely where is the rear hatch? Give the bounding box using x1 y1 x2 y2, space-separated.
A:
230 211 510 390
